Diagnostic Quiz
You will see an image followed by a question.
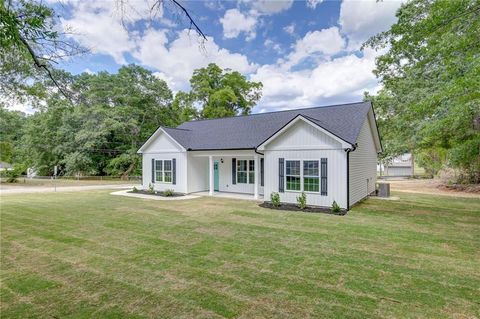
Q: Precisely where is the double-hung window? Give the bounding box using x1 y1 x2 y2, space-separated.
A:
285 160 301 191
248 160 255 184
237 160 248 183
237 159 255 184
155 159 172 183
285 160 320 192
303 160 319 192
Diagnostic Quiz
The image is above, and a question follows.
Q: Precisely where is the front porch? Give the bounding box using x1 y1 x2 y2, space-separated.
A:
189 150 264 199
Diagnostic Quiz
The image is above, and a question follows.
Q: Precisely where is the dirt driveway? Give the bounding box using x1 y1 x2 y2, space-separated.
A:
384 178 479 198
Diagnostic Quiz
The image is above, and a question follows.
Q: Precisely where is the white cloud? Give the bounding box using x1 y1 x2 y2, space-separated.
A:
283 27 346 69
252 48 381 111
283 23 295 35
339 0 401 50
249 0 293 14
134 29 258 91
264 39 283 54
220 9 258 40
306 0 323 9
83 68 95 74
60 1 143 64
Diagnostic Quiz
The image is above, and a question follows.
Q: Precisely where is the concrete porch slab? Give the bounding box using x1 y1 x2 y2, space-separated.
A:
193 191 264 201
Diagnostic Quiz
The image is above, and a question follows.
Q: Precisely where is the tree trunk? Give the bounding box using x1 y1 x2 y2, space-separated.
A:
121 162 135 180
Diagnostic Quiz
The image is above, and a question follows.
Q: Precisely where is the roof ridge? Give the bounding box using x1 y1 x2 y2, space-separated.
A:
177 101 369 126
162 126 191 131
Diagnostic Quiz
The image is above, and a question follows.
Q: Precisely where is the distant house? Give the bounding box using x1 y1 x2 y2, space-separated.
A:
379 153 413 177
138 102 382 210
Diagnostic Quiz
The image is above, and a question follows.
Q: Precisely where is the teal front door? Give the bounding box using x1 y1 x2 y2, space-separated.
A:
214 161 219 191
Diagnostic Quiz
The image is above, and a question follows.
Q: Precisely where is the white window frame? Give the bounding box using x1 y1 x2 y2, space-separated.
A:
284 159 321 194
237 159 255 184
155 159 173 184
248 159 255 184
303 160 320 193
237 160 248 184
285 160 301 191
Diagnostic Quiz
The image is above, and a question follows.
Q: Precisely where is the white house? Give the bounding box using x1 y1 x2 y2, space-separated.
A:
137 102 382 210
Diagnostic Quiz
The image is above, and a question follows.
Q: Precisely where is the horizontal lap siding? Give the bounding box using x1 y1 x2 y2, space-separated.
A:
349 118 378 205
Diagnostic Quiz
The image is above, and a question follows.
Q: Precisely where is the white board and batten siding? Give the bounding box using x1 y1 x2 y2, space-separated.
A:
262 120 348 209
141 132 187 193
349 118 378 205
188 150 264 195
186 154 208 193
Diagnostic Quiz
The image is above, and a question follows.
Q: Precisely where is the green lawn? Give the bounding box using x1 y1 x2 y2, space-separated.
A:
0 177 140 187
1 191 479 318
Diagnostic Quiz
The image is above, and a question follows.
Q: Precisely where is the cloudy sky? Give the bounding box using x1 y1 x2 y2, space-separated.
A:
50 0 401 113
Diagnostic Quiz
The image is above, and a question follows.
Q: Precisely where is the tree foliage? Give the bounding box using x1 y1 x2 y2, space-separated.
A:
365 0 480 182
0 105 25 163
14 65 181 177
182 63 263 119
0 0 85 100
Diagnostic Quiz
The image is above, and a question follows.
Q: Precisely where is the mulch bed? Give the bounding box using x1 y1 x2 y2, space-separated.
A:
259 202 347 216
128 190 185 197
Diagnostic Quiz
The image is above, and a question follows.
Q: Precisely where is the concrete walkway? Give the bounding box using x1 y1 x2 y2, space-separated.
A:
111 190 200 200
0 184 136 195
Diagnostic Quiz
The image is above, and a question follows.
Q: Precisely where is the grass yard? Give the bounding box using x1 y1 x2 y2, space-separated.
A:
0 177 140 188
1 191 479 318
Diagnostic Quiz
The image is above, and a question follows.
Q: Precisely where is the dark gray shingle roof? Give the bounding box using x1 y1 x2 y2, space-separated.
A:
165 101 372 150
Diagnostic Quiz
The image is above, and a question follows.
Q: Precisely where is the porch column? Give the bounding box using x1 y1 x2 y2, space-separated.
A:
254 154 259 199
209 155 214 196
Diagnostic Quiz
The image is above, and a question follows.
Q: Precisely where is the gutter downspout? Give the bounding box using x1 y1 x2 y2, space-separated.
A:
345 144 357 211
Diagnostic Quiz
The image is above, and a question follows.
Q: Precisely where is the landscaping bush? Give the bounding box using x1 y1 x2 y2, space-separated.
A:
331 201 341 213
164 189 174 197
5 169 20 183
297 192 307 209
148 183 155 194
132 186 138 193
270 192 280 207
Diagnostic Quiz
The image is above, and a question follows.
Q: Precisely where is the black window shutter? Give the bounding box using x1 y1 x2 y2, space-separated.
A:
260 158 264 187
151 158 155 183
321 158 327 195
172 158 176 185
232 158 236 184
279 158 284 193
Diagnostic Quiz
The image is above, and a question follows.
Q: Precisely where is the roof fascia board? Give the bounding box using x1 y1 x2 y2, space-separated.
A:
137 127 186 153
257 115 352 151
366 107 382 153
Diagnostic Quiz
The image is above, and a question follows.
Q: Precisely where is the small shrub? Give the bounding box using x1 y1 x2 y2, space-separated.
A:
148 183 155 194
164 189 174 197
132 186 138 193
270 192 280 207
297 192 307 209
5 170 20 183
331 201 341 213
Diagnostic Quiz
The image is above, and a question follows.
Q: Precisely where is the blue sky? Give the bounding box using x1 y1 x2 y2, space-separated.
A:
50 0 401 113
